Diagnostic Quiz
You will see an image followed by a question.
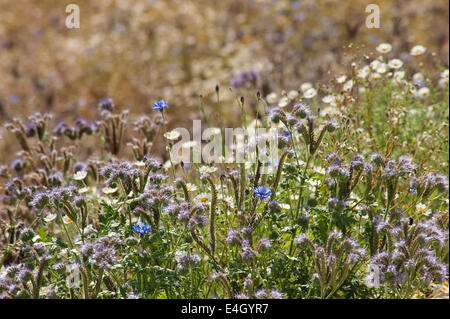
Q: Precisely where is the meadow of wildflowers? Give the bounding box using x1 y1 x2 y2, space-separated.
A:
0 1 449 300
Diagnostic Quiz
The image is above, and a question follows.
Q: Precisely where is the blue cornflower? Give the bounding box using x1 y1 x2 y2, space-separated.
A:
132 222 151 234
279 129 290 139
254 186 272 199
153 100 168 111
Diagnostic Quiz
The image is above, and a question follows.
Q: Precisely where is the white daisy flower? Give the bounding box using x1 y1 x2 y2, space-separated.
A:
287 90 299 100
102 187 118 194
163 160 172 170
343 80 354 91
388 59 403 69
336 75 347 83
410 45 426 56
303 88 317 99
306 179 321 186
198 166 218 174
314 167 326 175
185 183 198 192
164 130 181 140
266 93 278 104
44 213 57 223
376 43 392 54
322 95 334 104
439 78 449 88
300 82 313 92
393 71 405 81
330 94 344 106
73 170 88 181
415 87 430 99
441 69 449 79
63 216 73 224
413 72 425 82
278 96 289 108
369 73 381 82
320 106 338 117
416 203 431 216
248 119 262 129
195 193 211 204
370 60 383 70
78 187 90 194
357 65 370 79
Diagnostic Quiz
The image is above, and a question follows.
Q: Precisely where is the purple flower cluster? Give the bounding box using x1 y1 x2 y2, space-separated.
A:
230 69 260 89
370 217 448 286
82 235 122 270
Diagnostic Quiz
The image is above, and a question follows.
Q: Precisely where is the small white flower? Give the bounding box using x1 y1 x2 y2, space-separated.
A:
388 59 403 69
370 60 383 70
343 79 354 91
393 71 405 81
248 119 262 129
300 82 313 92
330 94 344 106
278 96 289 107
322 95 334 104
280 203 291 210
287 90 299 100
415 87 430 99
163 160 172 170
73 170 88 181
336 75 347 83
195 193 211 204
441 69 449 79
410 45 426 56
357 65 370 79
199 166 217 174
185 183 198 192
416 203 431 216
369 72 381 82
266 93 278 104
306 179 321 186
63 216 73 224
376 43 392 54
303 88 317 99
102 187 118 194
314 167 326 175
164 130 181 140
413 72 425 82
44 213 57 223
320 106 338 117
439 78 449 88
78 187 90 194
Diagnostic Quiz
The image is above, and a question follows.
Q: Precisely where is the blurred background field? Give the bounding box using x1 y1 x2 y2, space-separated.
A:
0 0 449 161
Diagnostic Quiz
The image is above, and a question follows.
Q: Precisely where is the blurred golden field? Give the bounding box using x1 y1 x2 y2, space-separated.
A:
0 0 449 161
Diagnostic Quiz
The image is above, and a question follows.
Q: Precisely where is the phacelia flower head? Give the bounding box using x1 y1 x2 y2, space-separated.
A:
132 222 152 234
153 100 168 111
254 186 272 199
98 97 114 112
